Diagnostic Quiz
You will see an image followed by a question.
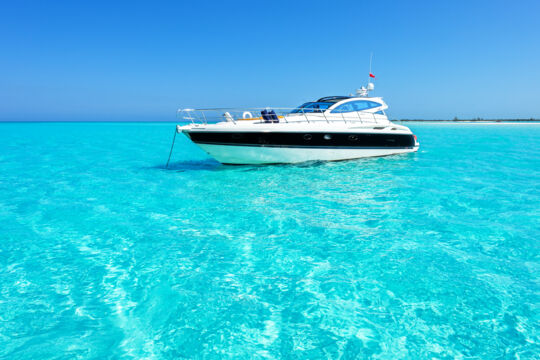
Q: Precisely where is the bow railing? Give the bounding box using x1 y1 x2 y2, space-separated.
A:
177 107 386 125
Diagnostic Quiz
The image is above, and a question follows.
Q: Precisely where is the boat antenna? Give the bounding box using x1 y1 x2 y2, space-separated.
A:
356 53 375 97
368 52 373 86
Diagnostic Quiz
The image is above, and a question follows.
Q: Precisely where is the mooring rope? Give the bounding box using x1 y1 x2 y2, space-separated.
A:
165 128 178 168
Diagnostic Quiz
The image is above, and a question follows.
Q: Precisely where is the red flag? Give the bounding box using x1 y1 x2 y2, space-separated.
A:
369 73 376 78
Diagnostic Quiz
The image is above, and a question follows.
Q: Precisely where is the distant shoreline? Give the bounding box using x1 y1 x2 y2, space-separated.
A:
395 119 539 122
1 119 539 124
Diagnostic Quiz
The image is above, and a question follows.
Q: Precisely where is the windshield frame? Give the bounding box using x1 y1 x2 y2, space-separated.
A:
290 101 334 114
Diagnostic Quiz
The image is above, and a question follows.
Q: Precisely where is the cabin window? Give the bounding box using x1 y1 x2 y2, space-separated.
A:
290 102 333 114
330 102 355 113
332 100 381 113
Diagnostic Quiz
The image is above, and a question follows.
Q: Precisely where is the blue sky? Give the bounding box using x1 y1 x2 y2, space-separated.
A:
1 0 539 121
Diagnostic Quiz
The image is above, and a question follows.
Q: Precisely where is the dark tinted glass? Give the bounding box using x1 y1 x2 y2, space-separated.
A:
332 100 381 113
291 102 333 113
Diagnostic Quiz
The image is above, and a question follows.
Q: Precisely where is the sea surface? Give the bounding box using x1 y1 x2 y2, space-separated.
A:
0 122 538 359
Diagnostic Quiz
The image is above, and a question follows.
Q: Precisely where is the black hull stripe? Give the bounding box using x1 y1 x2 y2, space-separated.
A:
194 142 415 149
187 132 416 148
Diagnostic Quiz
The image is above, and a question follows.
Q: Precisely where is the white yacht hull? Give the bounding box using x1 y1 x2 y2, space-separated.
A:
177 106 419 165
195 143 419 164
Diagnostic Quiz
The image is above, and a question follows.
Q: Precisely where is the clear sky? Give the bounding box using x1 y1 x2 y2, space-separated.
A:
1 0 539 121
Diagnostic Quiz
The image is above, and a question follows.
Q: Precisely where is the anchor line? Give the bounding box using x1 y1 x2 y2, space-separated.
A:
165 128 178 168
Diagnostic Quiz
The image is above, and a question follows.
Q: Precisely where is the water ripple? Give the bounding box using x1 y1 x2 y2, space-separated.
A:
0 122 538 359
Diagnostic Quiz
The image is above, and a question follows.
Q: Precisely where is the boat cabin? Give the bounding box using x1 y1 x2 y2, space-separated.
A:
290 96 387 116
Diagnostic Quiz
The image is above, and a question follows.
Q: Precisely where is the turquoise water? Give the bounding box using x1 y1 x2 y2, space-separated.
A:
0 122 538 359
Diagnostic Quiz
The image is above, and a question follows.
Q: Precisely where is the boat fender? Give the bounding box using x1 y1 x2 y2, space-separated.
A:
243 111 253 119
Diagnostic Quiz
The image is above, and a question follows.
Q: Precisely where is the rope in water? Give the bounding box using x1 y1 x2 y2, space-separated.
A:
165 128 177 168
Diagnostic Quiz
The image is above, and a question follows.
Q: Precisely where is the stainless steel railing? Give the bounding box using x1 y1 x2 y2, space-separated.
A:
177 107 386 125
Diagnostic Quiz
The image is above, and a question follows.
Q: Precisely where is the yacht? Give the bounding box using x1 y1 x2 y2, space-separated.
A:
173 84 419 165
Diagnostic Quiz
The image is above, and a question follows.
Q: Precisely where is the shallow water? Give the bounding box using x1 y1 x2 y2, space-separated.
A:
0 122 538 359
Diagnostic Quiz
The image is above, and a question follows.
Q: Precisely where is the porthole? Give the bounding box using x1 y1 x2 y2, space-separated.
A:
348 135 358 141
232 133 243 139
324 134 332 140
303 134 312 140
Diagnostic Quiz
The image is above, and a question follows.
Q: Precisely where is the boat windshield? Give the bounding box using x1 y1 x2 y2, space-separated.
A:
290 102 333 114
